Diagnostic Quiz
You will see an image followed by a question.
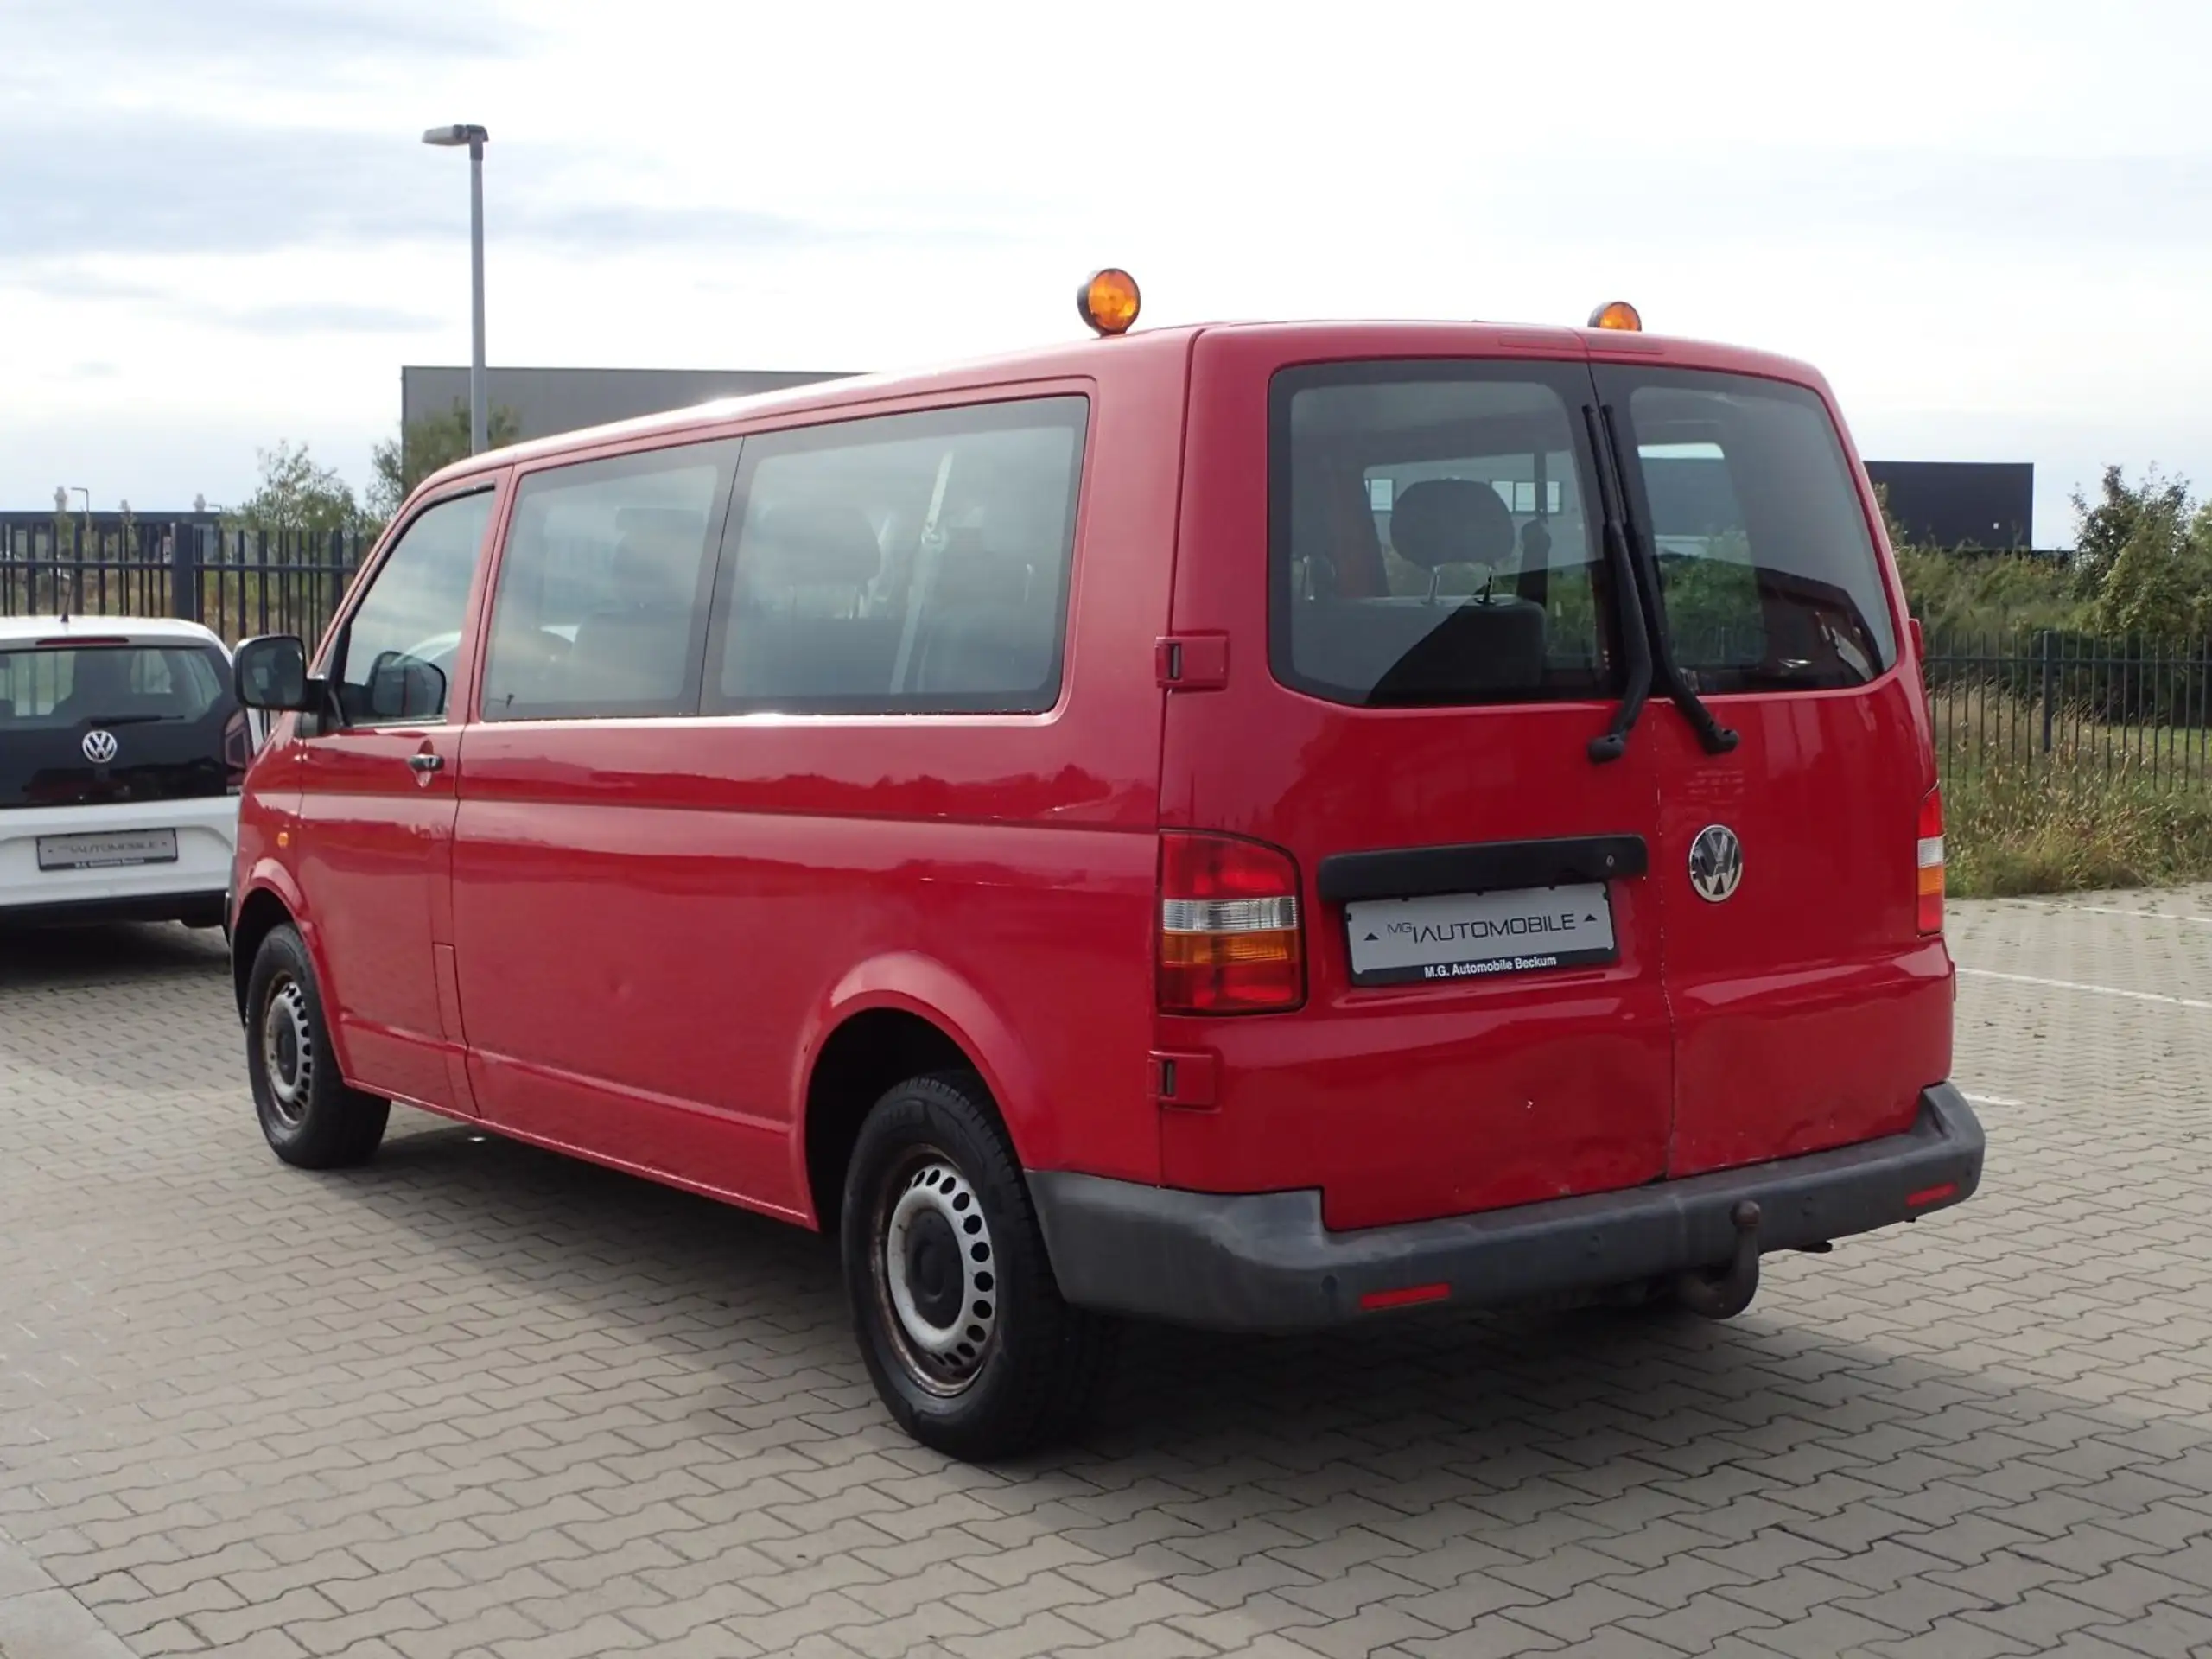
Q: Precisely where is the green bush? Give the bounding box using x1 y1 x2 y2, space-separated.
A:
1893 545 2085 639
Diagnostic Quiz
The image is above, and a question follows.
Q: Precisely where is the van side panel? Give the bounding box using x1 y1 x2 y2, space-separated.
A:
449 351 1188 1218
454 770 1156 1208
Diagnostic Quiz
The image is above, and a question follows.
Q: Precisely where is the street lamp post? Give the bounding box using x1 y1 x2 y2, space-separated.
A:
422 124 491 454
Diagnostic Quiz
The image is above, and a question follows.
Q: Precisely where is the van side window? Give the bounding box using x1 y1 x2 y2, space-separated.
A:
480 442 735 721
1273 367 1619 709
331 488 495 726
708 397 1086 715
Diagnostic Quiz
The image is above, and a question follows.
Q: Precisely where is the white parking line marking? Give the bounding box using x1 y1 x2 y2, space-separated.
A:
2043 904 2212 925
1957 967 2212 1011
1963 1092 2026 1108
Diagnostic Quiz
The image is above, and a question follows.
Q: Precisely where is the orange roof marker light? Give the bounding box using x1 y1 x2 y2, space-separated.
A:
1588 300 1643 332
1078 268 1141 336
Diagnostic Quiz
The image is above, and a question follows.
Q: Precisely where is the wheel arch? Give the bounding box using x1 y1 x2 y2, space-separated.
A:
229 870 304 1020
227 871 347 1076
794 954 1050 1234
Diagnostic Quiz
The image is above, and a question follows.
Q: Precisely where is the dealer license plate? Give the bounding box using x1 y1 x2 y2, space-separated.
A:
1344 883 1617 986
36 829 180 871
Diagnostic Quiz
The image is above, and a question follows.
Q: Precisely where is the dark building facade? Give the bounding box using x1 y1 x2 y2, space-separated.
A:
1862 461 2035 550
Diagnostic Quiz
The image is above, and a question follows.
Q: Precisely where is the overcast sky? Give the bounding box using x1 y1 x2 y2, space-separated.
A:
6 0 2208 543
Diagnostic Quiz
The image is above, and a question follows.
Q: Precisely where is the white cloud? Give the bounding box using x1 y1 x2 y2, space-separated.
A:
4 0 2209 542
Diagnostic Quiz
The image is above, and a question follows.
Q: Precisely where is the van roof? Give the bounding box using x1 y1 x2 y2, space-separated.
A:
409 321 1831 501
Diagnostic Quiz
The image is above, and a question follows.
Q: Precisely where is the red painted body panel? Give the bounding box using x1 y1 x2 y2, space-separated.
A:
292 723 473 1111
1643 690 1950 1177
238 315 1951 1249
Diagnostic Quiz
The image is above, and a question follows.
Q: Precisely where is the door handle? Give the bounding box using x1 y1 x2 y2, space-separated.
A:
409 753 445 773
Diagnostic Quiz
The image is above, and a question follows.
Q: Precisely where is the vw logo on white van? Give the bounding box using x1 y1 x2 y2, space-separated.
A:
81 728 119 765
1688 824 1744 903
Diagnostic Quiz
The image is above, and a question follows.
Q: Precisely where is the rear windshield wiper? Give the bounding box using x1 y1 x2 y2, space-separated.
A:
1589 404 1739 760
1582 405 1653 763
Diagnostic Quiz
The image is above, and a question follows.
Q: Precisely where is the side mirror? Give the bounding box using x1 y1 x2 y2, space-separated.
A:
233 635 312 710
366 652 447 721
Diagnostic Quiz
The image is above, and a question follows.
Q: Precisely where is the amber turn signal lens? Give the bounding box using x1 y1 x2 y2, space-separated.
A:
1078 268 1141 336
1588 300 1643 332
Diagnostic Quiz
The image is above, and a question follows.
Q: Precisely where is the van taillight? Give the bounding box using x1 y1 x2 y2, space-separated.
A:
1916 788 1944 935
224 710 251 792
1157 832 1304 1014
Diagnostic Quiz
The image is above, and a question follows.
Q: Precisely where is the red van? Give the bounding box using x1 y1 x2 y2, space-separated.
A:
229 279 1982 1459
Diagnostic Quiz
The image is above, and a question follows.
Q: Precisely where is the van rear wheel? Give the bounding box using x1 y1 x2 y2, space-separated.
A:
840 1071 1113 1460
245 924 389 1169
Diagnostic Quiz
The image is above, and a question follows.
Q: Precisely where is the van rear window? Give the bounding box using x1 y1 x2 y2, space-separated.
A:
1271 362 1899 709
1617 372 1897 690
1270 365 1624 709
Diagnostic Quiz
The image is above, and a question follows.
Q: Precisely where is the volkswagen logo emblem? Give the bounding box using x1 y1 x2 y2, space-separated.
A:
81 728 119 765
1688 824 1743 903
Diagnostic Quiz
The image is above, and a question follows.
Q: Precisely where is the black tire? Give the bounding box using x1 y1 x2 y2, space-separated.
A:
244 924 389 1169
840 1071 1115 1460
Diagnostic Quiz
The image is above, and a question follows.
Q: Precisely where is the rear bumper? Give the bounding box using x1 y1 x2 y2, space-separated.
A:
1032 1084 1985 1332
0 796 238 921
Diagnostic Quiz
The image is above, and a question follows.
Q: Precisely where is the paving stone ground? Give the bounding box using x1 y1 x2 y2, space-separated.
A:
5 890 2212 1659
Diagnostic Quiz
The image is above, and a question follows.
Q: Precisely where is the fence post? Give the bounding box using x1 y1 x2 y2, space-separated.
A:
2039 628 2057 754
168 520 201 623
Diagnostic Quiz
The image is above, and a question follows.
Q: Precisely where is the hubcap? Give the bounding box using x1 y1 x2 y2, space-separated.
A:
261 975 314 1126
875 1155 998 1395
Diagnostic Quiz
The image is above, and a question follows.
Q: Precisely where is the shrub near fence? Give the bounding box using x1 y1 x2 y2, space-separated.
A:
0 519 367 647
1922 629 2212 893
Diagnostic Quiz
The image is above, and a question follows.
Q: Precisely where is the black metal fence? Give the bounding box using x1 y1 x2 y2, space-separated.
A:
0 519 367 647
1923 629 2212 792
6 531 2212 797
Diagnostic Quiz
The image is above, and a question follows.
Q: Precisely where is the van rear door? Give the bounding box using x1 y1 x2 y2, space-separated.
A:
1158 332 1675 1231
1592 360 1951 1176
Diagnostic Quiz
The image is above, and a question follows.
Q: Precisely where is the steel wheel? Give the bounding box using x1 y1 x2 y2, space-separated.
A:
260 974 315 1128
872 1152 999 1396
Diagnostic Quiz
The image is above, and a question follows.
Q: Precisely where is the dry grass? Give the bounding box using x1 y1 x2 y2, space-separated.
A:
1934 690 2212 896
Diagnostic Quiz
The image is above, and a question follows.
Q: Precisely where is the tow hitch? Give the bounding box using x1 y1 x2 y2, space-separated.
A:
1674 1199 1763 1319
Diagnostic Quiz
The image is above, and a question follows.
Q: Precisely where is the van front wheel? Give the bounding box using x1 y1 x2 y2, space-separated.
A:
841 1072 1113 1460
245 924 389 1169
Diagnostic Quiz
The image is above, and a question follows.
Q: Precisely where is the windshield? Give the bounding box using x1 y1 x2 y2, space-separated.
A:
0 644 229 728
1614 371 1897 691
1269 363 1624 709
